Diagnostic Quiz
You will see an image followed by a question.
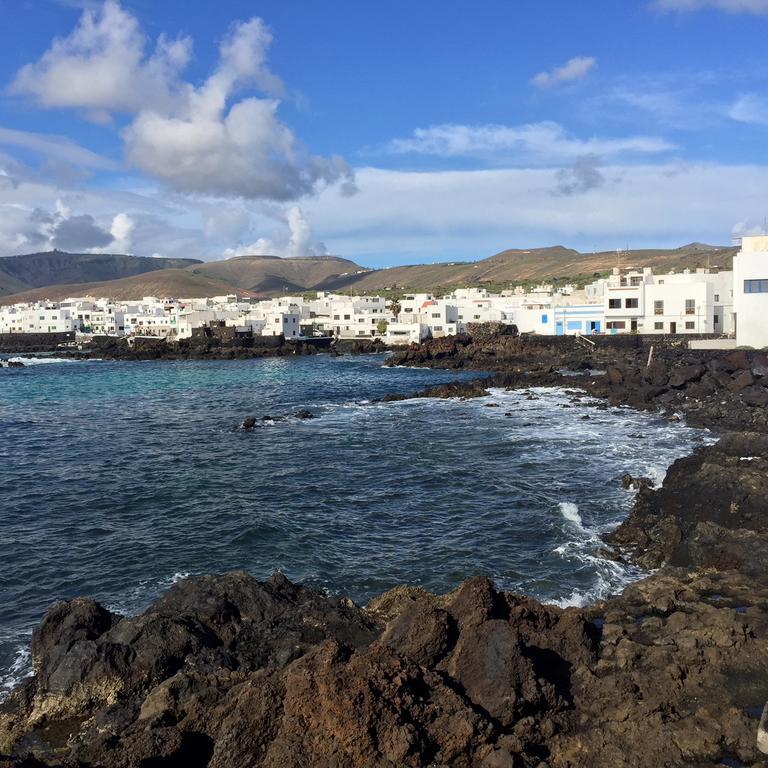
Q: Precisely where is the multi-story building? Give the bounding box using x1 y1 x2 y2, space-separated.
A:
733 235 768 348
595 267 733 336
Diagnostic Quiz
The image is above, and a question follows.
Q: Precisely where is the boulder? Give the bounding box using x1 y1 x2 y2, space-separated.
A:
668 364 706 389
728 370 755 393
722 349 751 372
642 360 669 387
751 352 768 378
742 385 768 407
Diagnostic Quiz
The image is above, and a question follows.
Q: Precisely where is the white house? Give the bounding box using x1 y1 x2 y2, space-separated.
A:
733 235 768 348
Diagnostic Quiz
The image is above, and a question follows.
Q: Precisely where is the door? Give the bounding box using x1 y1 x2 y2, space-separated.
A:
670 322 677 334
631 320 638 333
590 321 601 334
555 321 564 336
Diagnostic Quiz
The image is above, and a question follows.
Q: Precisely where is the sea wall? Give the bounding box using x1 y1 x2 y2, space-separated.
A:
0 332 75 352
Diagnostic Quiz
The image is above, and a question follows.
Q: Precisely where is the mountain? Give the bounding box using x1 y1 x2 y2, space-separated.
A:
0 250 202 297
315 243 738 293
0 244 737 305
0 254 369 304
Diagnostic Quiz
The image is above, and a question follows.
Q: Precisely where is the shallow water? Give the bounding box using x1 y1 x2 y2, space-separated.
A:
0 354 712 695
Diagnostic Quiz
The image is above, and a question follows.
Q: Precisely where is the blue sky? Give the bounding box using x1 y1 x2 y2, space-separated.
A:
0 0 767 266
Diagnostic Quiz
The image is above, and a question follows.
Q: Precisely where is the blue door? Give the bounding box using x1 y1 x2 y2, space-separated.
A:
590 321 601 334
555 321 564 336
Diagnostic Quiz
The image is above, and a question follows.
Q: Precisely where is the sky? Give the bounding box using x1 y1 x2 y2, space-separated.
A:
0 0 768 267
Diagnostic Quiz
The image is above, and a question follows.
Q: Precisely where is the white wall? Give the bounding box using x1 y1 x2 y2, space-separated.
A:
734 236 768 348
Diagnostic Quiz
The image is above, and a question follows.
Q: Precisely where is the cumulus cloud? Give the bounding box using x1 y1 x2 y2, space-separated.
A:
0 199 134 255
652 0 768 12
555 154 606 195
223 206 328 258
531 56 596 88
10 2 355 201
385 121 674 162
728 94 768 125
9 0 191 118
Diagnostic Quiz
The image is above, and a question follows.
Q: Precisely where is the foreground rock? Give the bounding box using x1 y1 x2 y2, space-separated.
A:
3 531 768 767
1 573 601 767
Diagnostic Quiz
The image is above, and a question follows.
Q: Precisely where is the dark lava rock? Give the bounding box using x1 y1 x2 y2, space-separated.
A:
293 409 315 420
241 417 257 431
728 369 755 393
668 363 706 389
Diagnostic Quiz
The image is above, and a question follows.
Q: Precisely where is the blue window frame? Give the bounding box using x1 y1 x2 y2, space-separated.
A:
744 279 768 293
541 313 548 323
566 320 582 330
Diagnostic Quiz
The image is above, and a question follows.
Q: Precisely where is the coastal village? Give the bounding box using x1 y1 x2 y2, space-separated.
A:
2 235 767 349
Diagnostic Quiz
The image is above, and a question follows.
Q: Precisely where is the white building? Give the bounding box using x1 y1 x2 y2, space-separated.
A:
733 235 768 348
596 266 733 336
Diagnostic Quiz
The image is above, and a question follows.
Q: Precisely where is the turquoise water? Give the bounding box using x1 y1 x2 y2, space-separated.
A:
0 354 712 695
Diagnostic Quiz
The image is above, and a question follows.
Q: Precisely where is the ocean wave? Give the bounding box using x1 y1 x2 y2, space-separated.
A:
558 502 583 527
6 356 77 365
0 646 32 698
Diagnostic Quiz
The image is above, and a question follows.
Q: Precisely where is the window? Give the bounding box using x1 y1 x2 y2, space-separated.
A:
630 276 642 286
608 298 621 309
431 312 440 318
658 280 665 285
654 322 663 330
714 315 719 325
620 277 627 287
566 320 582 330
685 321 695 330
625 298 639 309
714 294 720 302
685 299 695 315
344 314 350 320
433 326 443 331
654 300 664 315
744 279 768 293
541 313 548 323
606 321 626 330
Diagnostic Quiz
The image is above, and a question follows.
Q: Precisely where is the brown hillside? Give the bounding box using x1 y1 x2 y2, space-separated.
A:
0 269 256 305
0 243 737 304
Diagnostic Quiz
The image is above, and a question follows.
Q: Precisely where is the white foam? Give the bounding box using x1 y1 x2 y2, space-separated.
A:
6 356 75 365
559 502 583 527
0 646 32 698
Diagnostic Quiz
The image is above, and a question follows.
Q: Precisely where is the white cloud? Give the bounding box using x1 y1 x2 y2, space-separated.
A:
222 206 328 258
653 0 768 12
531 56 596 88
9 0 191 117
385 121 674 162
106 212 135 253
0 127 117 170
301 163 768 258
728 94 768 125
10 2 354 201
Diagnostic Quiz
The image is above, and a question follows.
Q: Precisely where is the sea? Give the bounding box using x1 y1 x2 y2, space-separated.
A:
0 353 714 697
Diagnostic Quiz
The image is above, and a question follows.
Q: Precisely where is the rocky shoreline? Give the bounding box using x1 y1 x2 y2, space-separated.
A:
2 332 768 767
